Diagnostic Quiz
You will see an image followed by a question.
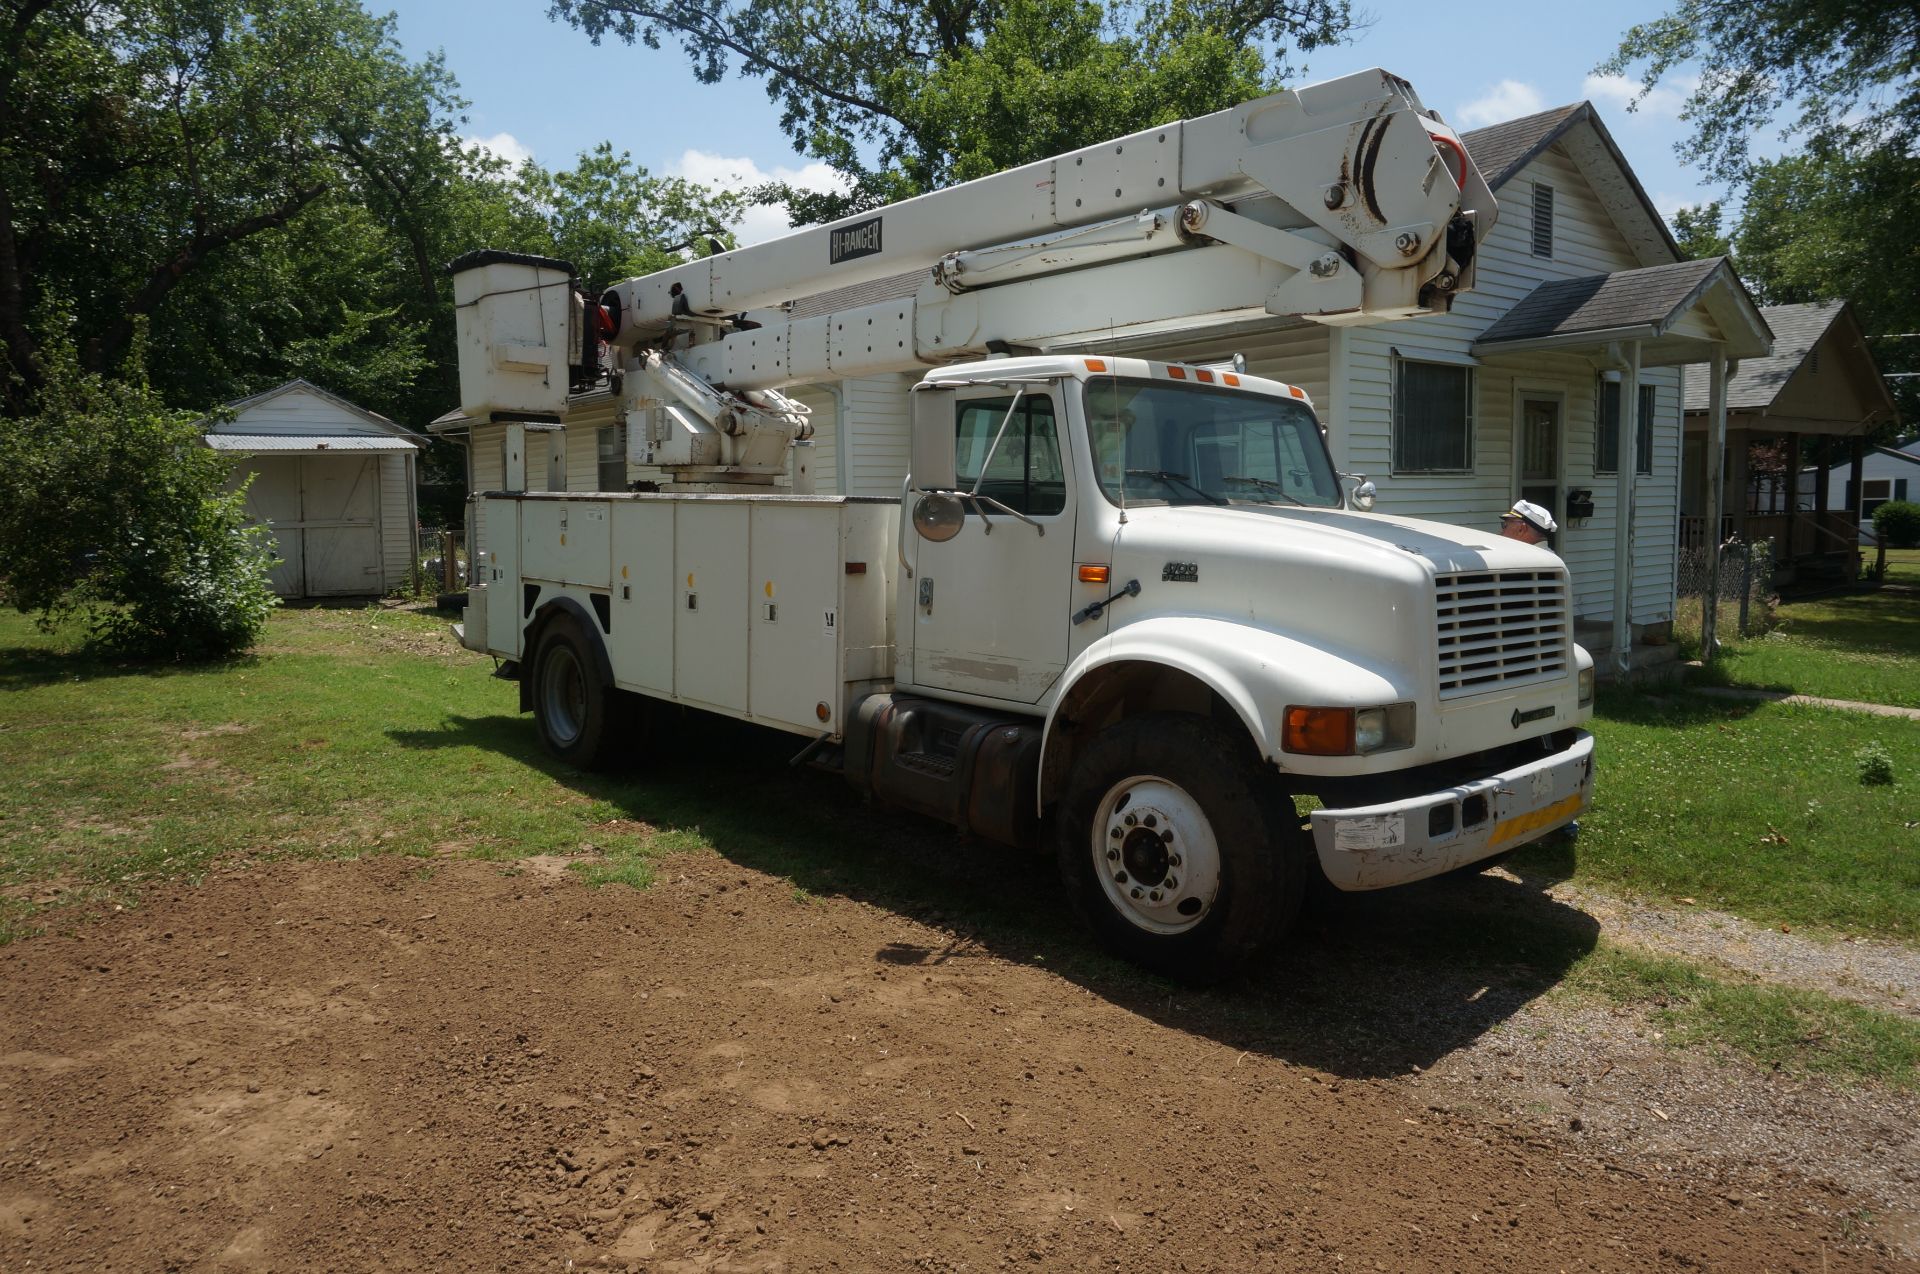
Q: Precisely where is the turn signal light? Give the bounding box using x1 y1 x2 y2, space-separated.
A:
1077 564 1111 584
1283 706 1355 756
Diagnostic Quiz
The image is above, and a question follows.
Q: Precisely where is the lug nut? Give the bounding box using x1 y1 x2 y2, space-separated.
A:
1131 888 1143 900
1149 890 1163 902
1161 829 1174 843
1106 849 1120 862
1111 827 1122 839
1144 814 1157 829
1116 871 1128 884
1170 854 1182 867
1124 814 1136 827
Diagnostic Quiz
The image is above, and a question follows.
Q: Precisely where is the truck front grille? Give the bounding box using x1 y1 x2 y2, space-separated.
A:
1434 569 1569 699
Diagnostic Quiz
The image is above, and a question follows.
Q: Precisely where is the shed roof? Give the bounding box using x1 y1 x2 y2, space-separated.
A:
204 433 418 453
211 379 423 441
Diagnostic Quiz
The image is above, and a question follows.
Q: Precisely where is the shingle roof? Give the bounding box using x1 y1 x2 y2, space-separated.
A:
1682 301 1847 411
1475 258 1726 347
1459 105 1586 189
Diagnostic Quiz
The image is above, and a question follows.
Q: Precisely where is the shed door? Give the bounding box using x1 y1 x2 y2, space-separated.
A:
301 455 381 595
238 456 305 596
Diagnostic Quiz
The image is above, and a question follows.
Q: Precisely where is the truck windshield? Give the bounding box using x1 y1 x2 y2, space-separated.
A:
1084 377 1340 509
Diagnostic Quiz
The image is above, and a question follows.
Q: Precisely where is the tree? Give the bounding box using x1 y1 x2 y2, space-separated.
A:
1598 0 1920 185
549 0 1350 221
0 339 278 659
0 0 473 410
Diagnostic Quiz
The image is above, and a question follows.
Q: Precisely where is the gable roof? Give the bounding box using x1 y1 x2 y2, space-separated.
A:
1681 300 1892 413
1473 257 1769 361
212 379 424 441
1459 103 1681 265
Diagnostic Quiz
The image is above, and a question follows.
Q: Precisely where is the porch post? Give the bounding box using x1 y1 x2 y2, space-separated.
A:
1612 341 1640 677
1783 431 1801 559
1701 344 1728 659
1729 431 1750 543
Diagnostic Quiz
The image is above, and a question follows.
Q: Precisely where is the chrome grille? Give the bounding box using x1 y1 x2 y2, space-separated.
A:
1435 569 1569 698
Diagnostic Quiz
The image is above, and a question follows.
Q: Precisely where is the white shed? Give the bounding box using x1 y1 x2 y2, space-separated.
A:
204 380 425 598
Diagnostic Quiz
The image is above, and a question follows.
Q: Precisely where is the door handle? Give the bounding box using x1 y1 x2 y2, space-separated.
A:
918 577 934 612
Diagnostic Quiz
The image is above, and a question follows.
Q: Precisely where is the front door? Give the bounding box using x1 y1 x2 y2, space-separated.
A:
907 387 1078 703
1517 396 1562 549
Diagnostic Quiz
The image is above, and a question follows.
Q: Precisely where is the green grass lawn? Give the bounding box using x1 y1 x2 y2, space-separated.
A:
1690 585 1920 708
1510 690 1920 940
3 605 1916 1086
1883 547 1920 587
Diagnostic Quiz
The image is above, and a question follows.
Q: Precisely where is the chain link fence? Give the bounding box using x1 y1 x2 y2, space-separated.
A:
1675 537 1776 647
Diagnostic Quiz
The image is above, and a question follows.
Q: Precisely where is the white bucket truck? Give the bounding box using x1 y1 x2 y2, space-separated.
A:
448 69 1595 980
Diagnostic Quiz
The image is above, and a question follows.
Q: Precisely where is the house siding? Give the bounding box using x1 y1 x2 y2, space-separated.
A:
1335 139 1681 627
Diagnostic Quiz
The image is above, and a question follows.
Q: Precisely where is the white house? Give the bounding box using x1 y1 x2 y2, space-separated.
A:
205 380 425 598
1829 441 1918 538
434 101 1772 673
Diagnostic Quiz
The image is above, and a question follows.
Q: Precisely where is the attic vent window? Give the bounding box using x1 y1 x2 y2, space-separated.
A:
1531 183 1554 258
1810 348 1821 374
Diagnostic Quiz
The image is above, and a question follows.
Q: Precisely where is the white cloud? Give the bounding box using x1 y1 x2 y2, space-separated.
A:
671 149 851 246
1582 72 1697 120
465 131 533 170
1455 80 1546 129
1651 190 1698 218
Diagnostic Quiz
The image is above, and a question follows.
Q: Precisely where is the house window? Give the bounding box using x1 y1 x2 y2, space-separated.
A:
597 423 627 491
1392 358 1474 474
1595 381 1655 475
1531 183 1554 258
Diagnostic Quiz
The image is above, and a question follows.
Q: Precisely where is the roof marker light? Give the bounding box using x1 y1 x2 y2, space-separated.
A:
1085 358 1107 373
1196 369 1214 383
1223 373 1241 387
1166 366 1186 380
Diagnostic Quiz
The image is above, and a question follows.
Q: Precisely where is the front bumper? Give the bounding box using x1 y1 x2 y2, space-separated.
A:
1308 729 1594 890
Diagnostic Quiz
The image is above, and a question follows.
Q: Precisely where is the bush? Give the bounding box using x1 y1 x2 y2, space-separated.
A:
1856 742 1895 787
0 351 278 660
1873 500 1920 549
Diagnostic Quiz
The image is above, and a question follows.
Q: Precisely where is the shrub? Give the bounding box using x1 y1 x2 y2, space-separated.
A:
1856 742 1895 787
1873 500 1920 549
0 349 278 660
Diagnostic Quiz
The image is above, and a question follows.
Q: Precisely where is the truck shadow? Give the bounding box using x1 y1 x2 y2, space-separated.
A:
389 710 1600 1081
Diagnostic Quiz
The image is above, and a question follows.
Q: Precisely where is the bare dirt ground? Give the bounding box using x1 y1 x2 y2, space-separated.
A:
2 848 1914 1272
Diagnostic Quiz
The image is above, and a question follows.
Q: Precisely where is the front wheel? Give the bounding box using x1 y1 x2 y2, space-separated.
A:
1055 714 1305 984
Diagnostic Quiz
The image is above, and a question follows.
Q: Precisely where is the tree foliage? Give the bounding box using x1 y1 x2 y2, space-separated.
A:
550 0 1349 221
0 341 278 659
1599 0 1920 185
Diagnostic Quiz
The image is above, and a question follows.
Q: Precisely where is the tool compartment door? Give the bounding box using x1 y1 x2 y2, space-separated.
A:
748 502 845 734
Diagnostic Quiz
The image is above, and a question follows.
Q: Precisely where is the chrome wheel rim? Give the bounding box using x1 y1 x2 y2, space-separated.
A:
1091 775 1222 935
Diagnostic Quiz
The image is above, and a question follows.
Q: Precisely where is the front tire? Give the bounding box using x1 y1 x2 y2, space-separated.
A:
530 615 627 769
1055 714 1304 984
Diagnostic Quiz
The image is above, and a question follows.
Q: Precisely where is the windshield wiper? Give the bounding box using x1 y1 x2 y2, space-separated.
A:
1220 474 1309 507
1125 469 1226 505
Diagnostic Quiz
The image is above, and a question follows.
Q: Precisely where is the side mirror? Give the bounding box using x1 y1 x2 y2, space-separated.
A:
909 384 957 491
912 493 966 542
1344 474 1376 512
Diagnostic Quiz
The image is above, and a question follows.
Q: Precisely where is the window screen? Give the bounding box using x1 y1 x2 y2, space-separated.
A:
1596 381 1656 475
1393 359 1474 474
597 423 627 491
954 394 1065 516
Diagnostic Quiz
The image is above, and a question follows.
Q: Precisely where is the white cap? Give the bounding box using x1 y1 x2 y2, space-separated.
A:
1503 500 1557 535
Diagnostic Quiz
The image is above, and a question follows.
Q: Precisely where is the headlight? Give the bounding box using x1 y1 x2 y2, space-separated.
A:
1283 703 1414 755
1577 665 1595 706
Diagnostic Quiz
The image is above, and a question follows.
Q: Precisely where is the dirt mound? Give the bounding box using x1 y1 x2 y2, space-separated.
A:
0 853 1905 1271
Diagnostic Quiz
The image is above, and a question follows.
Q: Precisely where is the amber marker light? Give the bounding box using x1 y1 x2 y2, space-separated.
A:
1166 366 1187 380
1222 373 1241 387
1283 706 1356 755
1084 358 1108 373
1077 564 1111 584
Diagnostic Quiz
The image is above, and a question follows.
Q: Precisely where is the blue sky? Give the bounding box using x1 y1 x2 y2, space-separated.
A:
380 1 1753 245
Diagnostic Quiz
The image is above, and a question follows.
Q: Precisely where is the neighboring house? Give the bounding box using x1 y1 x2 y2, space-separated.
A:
1828 439 1918 539
205 380 425 598
436 101 1773 673
1681 301 1898 583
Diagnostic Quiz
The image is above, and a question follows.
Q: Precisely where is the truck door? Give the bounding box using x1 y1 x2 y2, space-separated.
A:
907 386 1078 703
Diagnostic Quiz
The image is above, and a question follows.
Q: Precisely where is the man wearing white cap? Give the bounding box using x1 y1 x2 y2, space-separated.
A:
1499 500 1556 546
